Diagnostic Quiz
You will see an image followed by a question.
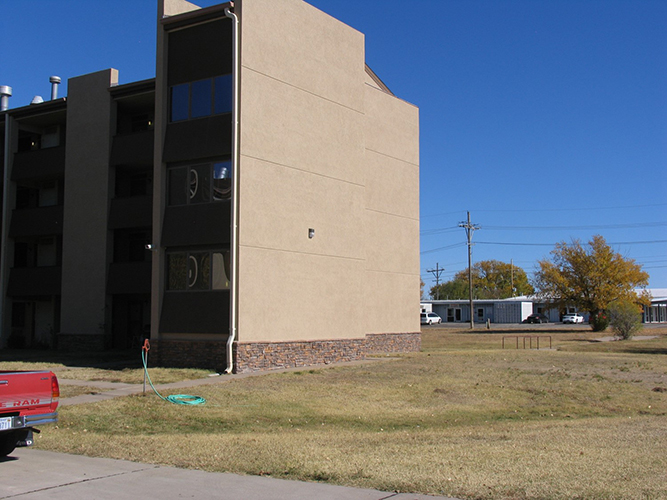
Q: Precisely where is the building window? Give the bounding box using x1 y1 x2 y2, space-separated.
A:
37 237 57 267
170 84 189 122
131 113 154 132
214 75 233 114
128 232 150 262
168 160 232 206
167 250 230 291
170 74 232 122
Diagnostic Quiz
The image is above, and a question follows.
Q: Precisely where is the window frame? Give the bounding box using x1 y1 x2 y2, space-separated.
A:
166 249 231 292
169 74 233 123
167 160 232 207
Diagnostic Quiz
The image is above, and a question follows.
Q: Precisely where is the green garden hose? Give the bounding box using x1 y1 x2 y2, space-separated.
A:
141 349 206 406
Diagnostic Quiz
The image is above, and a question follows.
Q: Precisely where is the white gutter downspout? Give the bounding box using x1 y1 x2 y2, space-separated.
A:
224 4 239 374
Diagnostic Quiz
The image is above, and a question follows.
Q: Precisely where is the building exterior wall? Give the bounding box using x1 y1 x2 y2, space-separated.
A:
363 84 420 335
59 69 118 349
234 0 420 355
237 0 367 344
1 0 420 370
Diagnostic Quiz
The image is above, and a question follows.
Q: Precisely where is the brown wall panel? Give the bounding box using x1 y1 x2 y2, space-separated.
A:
161 202 230 247
167 19 233 85
7 267 62 296
159 290 229 334
163 115 232 163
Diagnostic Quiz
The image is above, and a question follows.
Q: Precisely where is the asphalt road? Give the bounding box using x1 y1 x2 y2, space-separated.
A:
0 448 458 500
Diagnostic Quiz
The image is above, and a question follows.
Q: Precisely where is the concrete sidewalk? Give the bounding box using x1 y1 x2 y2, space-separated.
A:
1 449 459 500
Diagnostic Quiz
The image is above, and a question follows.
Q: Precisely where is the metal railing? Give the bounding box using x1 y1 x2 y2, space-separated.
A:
502 336 552 350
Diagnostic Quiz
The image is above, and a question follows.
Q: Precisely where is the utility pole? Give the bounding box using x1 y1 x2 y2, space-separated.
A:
459 211 480 329
427 263 445 300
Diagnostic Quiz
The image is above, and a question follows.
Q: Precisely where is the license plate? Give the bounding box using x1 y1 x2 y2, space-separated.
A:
0 417 11 431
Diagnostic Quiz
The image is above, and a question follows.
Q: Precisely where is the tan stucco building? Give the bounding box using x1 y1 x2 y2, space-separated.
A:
0 0 420 372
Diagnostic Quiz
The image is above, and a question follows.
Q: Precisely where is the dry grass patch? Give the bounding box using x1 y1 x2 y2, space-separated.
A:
54 366 214 385
0 359 214 385
36 334 667 499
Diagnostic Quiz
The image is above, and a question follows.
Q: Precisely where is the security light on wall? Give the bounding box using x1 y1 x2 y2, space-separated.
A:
308 228 315 239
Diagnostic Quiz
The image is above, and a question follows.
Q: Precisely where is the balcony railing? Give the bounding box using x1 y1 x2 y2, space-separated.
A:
7 266 62 296
9 205 64 237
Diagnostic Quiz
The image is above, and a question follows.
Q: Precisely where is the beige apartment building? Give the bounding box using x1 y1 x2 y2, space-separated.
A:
0 0 420 372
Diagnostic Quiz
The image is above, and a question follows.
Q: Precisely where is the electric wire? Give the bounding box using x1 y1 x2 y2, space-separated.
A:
420 242 466 254
422 202 667 218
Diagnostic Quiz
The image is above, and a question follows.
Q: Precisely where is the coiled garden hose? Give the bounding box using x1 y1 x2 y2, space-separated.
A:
141 343 206 406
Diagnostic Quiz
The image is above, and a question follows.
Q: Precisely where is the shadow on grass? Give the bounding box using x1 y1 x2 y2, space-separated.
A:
0 348 137 369
559 339 667 355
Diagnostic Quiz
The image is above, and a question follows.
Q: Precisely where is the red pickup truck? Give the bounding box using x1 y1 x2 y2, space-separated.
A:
0 370 59 457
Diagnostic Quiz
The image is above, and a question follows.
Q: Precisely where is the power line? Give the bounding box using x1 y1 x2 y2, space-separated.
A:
420 242 466 254
422 202 667 218
422 221 667 234
483 221 667 231
420 226 460 235
475 239 667 247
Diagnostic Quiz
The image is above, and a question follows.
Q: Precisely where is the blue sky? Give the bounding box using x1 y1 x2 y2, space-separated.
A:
2 0 665 289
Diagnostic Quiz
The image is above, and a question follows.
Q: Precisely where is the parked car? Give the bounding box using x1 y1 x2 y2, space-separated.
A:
562 313 584 324
421 312 442 325
522 313 550 324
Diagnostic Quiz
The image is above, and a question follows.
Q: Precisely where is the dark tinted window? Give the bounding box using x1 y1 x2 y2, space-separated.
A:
169 168 188 206
190 79 212 119
170 84 189 122
213 161 232 200
214 75 233 114
167 252 187 290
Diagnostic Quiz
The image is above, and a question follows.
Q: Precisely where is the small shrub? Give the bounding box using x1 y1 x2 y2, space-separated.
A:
608 301 643 340
590 312 609 332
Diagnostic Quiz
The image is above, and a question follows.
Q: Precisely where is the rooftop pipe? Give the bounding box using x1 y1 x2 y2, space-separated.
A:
0 86 11 111
49 76 61 100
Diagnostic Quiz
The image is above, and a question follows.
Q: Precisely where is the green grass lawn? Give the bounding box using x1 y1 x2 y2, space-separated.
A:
25 328 667 499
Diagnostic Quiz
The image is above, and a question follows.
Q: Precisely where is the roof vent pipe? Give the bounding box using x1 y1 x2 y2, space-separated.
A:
49 76 61 100
0 85 12 111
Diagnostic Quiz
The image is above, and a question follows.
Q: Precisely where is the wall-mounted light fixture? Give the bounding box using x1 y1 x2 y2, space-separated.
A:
308 228 315 239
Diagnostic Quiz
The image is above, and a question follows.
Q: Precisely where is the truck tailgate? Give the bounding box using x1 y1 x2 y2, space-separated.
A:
0 371 59 421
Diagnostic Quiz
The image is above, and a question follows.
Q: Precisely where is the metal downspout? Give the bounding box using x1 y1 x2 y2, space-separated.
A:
224 5 239 374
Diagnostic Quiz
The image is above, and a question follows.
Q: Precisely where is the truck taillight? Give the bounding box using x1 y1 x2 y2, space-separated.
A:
51 375 60 401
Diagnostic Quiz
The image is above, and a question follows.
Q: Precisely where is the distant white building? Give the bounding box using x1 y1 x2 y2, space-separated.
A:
644 289 667 323
421 298 533 324
421 289 667 324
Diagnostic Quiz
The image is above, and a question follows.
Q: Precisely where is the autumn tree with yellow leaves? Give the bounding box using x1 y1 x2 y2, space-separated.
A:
534 235 650 331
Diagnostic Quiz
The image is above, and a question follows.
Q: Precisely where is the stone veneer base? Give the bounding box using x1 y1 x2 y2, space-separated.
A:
150 332 421 373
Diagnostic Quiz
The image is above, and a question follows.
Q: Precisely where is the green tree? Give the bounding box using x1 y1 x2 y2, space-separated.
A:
608 300 644 339
534 235 649 331
430 260 533 300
